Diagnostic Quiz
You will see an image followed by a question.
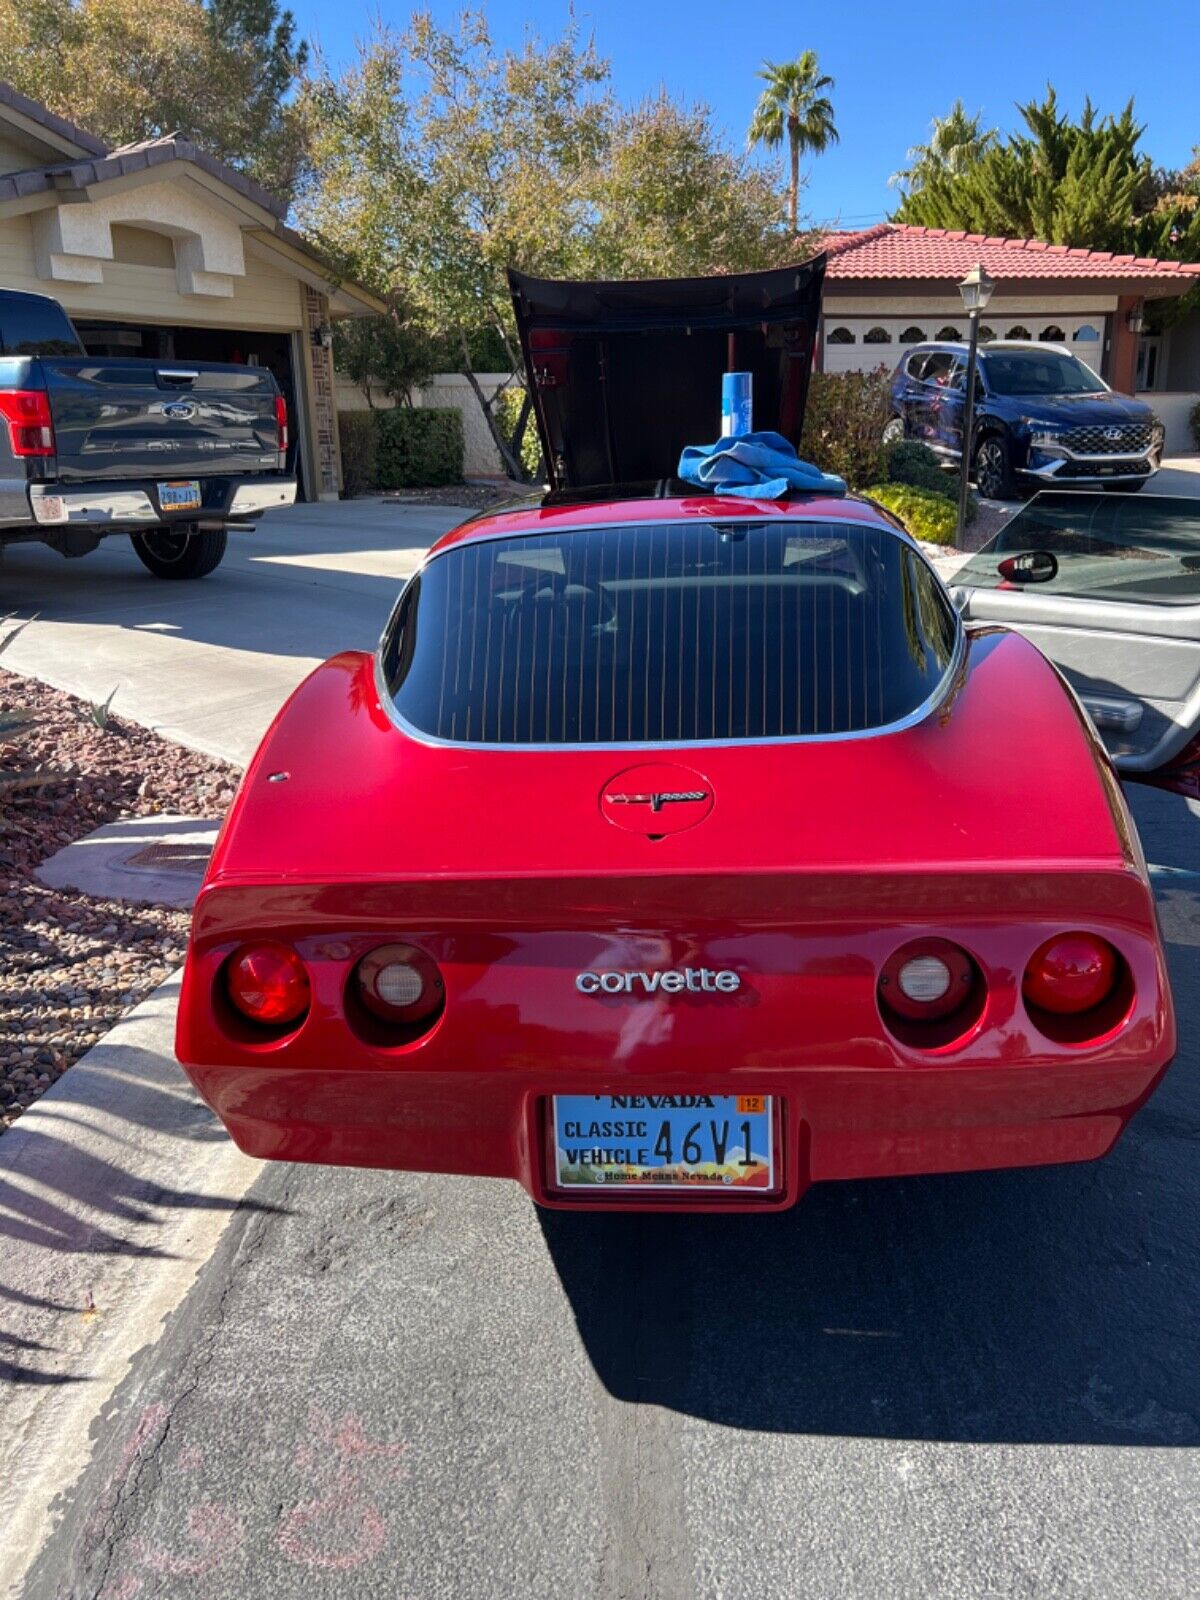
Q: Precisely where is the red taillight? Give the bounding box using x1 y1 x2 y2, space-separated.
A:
225 941 310 1026
355 943 443 1025
0 389 54 457
1023 934 1118 1015
880 938 975 1021
274 393 289 453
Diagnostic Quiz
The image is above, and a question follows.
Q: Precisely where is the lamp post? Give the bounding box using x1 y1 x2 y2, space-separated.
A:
956 263 995 546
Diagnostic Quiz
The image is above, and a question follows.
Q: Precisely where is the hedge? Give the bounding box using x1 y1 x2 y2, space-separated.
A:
862 483 965 546
337 411 377 497
375 407 464 489
798 369 892 488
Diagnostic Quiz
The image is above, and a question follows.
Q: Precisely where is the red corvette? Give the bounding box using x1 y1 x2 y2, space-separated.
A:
176 261 1185 1211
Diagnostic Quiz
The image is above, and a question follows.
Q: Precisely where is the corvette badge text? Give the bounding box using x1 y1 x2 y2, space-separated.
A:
575 968 741 995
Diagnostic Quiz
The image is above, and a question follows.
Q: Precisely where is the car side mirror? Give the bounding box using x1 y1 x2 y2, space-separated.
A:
997 550 1058 584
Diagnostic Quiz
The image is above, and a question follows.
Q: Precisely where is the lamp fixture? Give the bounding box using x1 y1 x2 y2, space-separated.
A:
957 263 995 314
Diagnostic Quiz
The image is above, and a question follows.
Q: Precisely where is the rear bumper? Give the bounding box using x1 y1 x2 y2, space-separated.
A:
27 474 296 529
182 1052 1172 1212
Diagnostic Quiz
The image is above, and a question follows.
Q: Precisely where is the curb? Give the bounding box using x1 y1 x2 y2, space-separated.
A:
0 974 259 1599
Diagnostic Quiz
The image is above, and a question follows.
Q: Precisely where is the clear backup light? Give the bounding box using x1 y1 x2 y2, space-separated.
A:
897 956 953 1004
880 938 975 1023
355 943 444 1026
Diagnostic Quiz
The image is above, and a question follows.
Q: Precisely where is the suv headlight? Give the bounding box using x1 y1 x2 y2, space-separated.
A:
1028 429 1066 448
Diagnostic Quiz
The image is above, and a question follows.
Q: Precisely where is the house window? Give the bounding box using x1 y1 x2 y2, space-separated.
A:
1040 325 1066 342
1006 325 1031 340
827 326 855 344
863 326 891 344
1073 324 1100 342
898 325 926 344
978 326 996 342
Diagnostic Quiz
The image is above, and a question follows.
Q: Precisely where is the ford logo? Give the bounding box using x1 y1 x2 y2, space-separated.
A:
163 401 196 421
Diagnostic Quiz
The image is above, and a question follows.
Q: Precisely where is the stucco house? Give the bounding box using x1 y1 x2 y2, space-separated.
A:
0 80 383 500
818 224 1200 451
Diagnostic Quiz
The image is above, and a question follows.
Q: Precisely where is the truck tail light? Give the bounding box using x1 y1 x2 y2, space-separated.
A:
0 389 55 457
1023 933 1118 1015
274 393 289 453
354 943 443 1026
225 941 310 1026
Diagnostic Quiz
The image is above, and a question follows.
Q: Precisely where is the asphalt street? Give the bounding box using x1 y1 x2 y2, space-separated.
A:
4 488 1200 1598
13 784 1200 1600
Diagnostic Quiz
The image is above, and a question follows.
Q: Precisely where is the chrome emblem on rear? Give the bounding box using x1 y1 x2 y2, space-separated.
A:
163 401 197 420
576 969 741 995
604 789 709 813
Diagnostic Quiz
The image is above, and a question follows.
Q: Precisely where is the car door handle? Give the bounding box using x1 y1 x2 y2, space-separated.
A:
1081 694 1143 732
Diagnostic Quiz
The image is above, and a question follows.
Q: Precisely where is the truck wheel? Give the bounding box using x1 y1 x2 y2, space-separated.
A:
131 527 227 579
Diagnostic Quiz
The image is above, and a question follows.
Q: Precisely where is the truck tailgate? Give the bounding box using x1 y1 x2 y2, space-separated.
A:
41 358 280 480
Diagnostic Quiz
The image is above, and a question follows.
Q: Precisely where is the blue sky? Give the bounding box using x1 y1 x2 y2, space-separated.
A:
287 0 1196 228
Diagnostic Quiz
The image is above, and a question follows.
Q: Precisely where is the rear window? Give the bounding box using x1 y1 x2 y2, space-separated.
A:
0 296 83 357
381 519 958 746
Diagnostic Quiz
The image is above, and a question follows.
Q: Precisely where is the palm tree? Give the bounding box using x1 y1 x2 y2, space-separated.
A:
747 52 839 235
890 100 997 192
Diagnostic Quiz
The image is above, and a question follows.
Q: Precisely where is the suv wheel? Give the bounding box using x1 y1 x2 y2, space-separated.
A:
131 526 228 579
972 435 1016 501
882 416 905 446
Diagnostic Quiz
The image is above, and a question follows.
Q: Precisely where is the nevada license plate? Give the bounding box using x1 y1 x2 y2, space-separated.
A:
552 1093 775 1193
158 480 201 511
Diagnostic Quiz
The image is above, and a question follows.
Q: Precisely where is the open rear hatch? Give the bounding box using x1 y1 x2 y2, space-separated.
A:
508 257 825 490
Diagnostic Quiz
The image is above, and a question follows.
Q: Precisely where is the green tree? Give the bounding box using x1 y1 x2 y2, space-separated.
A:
297 10 794 480
0 0 308 197
333 305 447 409
892 88 1200 260
890 100 997 193
747 51 838 235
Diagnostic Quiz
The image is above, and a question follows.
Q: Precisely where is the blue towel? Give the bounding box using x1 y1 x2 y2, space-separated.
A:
678 431 846 500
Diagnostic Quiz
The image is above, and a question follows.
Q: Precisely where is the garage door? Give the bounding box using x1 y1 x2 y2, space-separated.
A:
821 316 1106 376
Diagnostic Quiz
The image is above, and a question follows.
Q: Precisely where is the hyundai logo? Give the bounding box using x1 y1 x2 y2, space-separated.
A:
162 401 197 421
1103 426 1124 442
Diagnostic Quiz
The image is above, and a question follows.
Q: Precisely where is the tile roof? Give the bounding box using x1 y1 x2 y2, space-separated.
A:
820 223 1200 285
0 129 286 218
0 79 107 157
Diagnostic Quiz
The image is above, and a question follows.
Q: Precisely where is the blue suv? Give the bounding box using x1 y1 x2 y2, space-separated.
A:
885 341 1164 499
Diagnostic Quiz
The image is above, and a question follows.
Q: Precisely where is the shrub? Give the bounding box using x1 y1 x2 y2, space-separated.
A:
861 483 974 546
495 386 544 480
884 437 972 511
337 410 377 497
799 368 892 488
1190 398 1200 451
375 407 464 488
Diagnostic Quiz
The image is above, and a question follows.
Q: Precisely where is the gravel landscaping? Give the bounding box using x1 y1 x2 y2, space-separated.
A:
1 668 240 1130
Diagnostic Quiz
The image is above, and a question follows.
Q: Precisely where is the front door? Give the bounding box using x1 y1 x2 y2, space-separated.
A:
950 492 1200 799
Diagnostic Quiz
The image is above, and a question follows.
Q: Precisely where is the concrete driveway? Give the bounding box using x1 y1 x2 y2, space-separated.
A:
0 499 466 766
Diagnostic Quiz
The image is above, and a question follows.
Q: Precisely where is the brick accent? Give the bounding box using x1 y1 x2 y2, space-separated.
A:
304 286 340 496
1109 295 1141 395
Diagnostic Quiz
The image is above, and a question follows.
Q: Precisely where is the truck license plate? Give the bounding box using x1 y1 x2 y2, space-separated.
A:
159 480 201 511
551 1093 776 1193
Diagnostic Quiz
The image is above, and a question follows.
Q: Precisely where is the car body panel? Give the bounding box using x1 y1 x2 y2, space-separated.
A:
175 497 1176 1209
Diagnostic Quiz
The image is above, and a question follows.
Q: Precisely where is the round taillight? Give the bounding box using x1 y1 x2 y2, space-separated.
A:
225 941 310 1026
880 939 974 1021
355 943 443 1024
1023 933 1118 1015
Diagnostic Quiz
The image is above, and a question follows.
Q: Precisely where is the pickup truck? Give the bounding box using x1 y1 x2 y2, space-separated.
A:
0 288 296 579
